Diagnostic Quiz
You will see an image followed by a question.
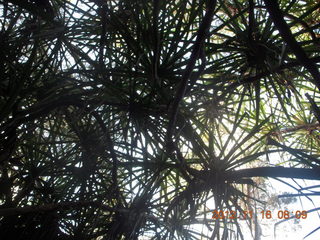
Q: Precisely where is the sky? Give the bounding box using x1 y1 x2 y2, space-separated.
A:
259 178 320 240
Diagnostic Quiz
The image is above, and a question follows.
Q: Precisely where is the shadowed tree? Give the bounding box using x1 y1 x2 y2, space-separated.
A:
0 0 320 239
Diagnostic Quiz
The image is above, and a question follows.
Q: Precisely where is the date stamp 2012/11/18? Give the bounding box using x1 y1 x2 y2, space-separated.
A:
212 210 308 220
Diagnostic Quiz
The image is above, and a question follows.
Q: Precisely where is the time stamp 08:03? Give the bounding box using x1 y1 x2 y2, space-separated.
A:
212 210 308 220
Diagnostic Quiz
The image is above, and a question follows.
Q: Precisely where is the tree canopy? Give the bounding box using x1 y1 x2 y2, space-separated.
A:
0 0 320 239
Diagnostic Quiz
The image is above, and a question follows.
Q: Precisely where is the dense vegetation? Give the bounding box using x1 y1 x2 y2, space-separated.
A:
0 0 320 239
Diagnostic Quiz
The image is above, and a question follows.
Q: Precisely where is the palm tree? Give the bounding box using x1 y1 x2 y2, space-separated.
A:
0 0 320 239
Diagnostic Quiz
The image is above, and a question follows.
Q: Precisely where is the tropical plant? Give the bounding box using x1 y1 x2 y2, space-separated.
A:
0 0 320 239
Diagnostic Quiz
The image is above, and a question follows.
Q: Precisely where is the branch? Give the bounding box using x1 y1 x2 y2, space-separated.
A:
216 56 320 102
263 0 320 90
166 0 217 146
267 137 320 166
278 193 320 198
7 0 55 22
306 93 320 124
0 201 123 217
227 167 320 180
90 111 120 199
271 123 320 135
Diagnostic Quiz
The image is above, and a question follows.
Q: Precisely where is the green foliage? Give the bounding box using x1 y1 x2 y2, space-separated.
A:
0 0 320 239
